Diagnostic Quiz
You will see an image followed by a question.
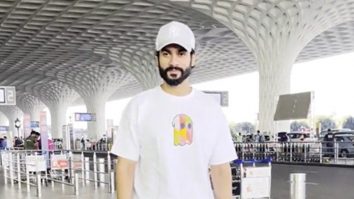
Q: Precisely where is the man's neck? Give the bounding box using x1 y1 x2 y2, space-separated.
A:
160 81 192 96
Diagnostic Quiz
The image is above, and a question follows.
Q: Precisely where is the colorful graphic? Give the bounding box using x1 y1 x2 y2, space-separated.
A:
172 114 193 146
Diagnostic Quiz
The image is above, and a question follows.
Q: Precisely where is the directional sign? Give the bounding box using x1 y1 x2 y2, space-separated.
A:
0 86 16 105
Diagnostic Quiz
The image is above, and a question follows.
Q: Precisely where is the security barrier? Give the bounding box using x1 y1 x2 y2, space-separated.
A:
1 143 352 198
235 141 354 165
0 150 116 197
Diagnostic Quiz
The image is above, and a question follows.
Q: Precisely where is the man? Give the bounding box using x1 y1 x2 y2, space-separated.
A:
111 21 237 199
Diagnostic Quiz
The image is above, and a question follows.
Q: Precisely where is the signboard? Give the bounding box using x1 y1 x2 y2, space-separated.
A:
0 88 4 103
25 155 47 172
51 154 69 170
203 91 229 107
30 121 39 128
74 112 96 121
241 167 271 198
274 91 312 121
0 126 9 132
0 86 16 105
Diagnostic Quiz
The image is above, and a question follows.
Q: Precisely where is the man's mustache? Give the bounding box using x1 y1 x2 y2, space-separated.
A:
165 66 184 73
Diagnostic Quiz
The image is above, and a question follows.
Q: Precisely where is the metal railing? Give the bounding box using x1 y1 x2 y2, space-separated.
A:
235 141 354 165
0 149 117 197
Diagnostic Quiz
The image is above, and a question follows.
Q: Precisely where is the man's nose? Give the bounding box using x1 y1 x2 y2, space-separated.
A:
169 54 179 66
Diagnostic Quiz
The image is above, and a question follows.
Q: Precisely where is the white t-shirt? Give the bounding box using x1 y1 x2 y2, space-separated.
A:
111 86 237 199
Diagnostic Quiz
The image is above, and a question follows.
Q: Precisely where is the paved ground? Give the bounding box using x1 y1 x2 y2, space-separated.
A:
271 163 354 199
1 163 354 199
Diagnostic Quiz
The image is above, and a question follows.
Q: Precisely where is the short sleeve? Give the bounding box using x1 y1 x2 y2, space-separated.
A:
110 99 140 161
209 110 237 165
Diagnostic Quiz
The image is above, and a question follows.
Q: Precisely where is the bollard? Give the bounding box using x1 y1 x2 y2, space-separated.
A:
107 152 112 190
319 144 322 163
93 152 98 189
109 171 115 193
74 173 79 195
69 151 74 183
61 168 65 190
4 154 7 185
26 155 30 192
290 173 306 199
85 157 90 184
9 152 14 186
81 152 85 186
304 144 307 163
98 158 105 188
37 172 42 197
334 142 338 164
17 153 21 189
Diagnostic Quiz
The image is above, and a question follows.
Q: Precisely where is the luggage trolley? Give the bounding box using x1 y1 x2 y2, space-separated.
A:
232 158 272 199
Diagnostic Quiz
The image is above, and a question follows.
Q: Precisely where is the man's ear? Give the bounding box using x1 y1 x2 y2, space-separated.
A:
191 53 196 68
155 51 159 66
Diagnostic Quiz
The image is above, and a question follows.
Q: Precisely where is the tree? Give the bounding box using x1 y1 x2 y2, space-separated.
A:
319 118 336 131
342 116 354 130
235 122 255 134
290 121 310 132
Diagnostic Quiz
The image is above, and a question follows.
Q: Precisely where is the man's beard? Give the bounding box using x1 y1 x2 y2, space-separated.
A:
158 65 192 86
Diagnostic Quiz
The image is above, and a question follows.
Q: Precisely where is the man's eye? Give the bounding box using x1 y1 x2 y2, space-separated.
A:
179 52 187 56
161 52 169 56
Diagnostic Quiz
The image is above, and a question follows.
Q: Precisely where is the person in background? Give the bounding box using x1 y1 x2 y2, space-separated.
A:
235 132 243 143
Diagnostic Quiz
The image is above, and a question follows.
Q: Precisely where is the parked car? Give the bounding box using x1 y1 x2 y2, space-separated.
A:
322 131 354 157
287 131 317 142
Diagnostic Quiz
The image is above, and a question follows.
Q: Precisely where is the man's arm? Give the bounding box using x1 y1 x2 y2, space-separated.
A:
210 162 233 199
116 157 137 199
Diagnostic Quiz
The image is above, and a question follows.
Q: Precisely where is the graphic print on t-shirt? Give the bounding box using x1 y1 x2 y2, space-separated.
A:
172 114 193 146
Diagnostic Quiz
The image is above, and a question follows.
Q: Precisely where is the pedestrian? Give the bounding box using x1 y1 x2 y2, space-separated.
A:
111 21 237 199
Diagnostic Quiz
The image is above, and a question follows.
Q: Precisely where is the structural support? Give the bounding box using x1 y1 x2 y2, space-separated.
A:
84 95 108 140
48 103 68 138
258 57 294 134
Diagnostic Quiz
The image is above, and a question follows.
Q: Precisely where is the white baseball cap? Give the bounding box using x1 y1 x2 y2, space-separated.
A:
155 21 195 52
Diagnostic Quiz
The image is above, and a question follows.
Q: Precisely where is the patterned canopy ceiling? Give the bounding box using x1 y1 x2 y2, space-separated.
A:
0 0 352 109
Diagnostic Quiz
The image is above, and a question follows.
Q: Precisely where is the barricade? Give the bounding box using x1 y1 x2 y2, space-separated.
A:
0 149 117 197
235 141 354 166
1 150 43 197
232 158 272 199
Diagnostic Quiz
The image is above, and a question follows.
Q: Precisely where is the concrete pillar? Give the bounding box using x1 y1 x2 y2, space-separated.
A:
48 103 68 138
84 95 108 140
258 57 294 134
0 106 23 145
30 104 45 122
0 112 8 125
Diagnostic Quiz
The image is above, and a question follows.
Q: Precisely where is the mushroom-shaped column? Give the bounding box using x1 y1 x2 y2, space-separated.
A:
109 49 160 90
59 56 132 140
0 111 8 125
17 94 45 123
80 75 129 140
0 106 23 142
184 0 354 133
32 82 79 138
